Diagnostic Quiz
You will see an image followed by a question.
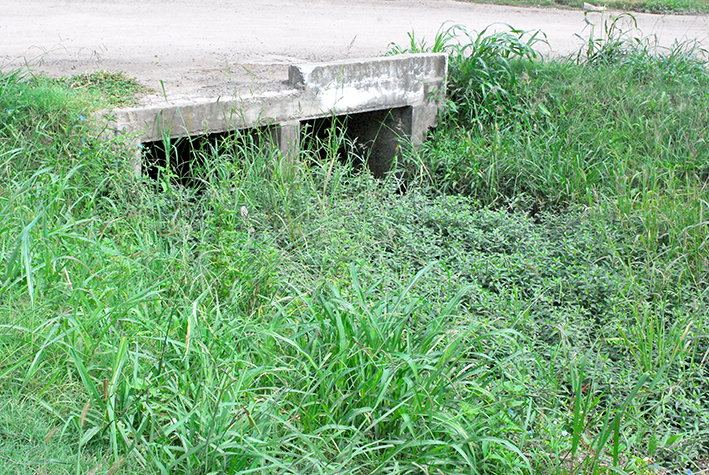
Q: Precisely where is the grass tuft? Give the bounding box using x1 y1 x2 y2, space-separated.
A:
52 70 153 108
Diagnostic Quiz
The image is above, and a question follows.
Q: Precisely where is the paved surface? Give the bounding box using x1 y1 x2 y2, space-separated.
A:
1 0 707 103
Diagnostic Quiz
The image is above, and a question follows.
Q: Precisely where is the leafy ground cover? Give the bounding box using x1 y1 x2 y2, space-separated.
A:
1 18 708 475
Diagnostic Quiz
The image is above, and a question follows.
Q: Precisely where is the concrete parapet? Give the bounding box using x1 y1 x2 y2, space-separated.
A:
288 53 446 147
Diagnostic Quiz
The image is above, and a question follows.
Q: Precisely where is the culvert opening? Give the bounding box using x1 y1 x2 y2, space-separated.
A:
300 106 412 178
143 126 277 187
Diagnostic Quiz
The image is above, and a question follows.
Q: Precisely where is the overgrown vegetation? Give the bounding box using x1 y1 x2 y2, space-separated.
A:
1 17 708 475
459 0 709 15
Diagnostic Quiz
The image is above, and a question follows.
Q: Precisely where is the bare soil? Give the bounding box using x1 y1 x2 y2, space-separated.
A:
1 0 707 102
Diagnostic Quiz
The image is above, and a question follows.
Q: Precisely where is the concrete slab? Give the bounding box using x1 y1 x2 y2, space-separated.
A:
109 54 445 141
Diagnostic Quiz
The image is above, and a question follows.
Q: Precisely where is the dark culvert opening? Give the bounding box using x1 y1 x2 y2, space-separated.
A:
143 126 277 187
300 106 412 178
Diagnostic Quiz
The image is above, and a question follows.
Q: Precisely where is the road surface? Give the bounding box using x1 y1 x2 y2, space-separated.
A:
1 0 707 101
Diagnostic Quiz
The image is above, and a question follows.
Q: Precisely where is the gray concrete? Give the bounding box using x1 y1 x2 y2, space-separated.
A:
107 53 447 176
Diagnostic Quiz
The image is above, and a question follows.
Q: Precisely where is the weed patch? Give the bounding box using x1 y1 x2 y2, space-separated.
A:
52 70 153 108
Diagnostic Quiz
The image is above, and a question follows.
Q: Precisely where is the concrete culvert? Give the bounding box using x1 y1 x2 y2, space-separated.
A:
109 54 447 177
300 106 412 178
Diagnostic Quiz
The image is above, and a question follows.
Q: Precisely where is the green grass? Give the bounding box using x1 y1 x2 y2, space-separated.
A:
458 0 709 14
1 20 708 475
52 70 153 108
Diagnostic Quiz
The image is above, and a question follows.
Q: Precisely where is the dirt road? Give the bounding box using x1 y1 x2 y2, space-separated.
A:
1 0 707 100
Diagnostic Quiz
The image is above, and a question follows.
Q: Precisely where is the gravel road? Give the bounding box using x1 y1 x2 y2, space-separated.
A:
2 0 707 101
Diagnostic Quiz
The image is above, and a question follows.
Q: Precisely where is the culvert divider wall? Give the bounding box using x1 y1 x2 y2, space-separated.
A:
105 53 447 177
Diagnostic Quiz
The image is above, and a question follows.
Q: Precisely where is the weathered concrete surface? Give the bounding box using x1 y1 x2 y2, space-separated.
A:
108 54 447 146
290 54 446 114
110 90 301 143
290 54 446 146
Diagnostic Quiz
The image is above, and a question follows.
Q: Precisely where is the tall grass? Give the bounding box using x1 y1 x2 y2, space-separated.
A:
400 18 709 281
459 0 709 15
1 18 708 474
0 74 529 474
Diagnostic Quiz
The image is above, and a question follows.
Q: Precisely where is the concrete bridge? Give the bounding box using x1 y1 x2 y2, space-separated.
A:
107 54 447 178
